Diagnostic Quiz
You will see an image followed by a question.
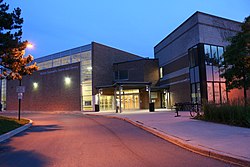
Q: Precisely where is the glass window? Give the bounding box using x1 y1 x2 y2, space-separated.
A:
213 66 220 81
61 56 71 65
207 82 213 102
196 83 201 103
206 65 213 81
191 84 196 103
53 58 61 67
218 47 224 64
84 101 92 106
204 45 211 65
214 83 220 104
72 54 81 63
190 68 195 83
220 72 226 82
160 67 163 78
119 70 128 80
211 46 217 59
220 83 227 103
194 66 200 82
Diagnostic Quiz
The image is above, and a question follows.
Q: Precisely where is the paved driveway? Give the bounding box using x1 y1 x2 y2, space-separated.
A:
0 112 237 167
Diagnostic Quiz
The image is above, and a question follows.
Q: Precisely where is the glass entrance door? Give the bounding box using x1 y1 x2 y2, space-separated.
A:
121 94 139 110
123 95 139 110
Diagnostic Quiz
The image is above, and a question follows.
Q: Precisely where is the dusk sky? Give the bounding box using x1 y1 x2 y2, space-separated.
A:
5 0 250 59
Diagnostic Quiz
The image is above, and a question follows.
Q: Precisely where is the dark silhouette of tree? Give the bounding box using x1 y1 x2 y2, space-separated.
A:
0 0 38 80
220 16 250 106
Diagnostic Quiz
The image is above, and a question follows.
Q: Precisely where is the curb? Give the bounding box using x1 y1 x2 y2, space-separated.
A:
86 113 250 167
0 119 33 143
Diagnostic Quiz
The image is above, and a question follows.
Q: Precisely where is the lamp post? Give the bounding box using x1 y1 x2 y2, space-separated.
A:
18 79 22 121
17 42 33 120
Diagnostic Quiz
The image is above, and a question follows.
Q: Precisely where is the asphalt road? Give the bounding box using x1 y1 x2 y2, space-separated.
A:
0 112 238 167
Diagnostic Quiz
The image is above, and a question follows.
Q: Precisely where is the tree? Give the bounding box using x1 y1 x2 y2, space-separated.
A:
220 16 250 107
0 0 38 80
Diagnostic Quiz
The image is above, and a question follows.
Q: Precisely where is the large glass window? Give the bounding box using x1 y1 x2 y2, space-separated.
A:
204 44 226 104
218 47 224 64
61 56 71 65
206 65 213 81
189 45 201 104
214 83 220 104
80 51 93 111
72 53 81 63
213 66 220 81
207 82 214 102
53 58 61 67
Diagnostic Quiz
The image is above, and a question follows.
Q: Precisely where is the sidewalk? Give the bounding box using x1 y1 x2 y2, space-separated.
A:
85 110 250 167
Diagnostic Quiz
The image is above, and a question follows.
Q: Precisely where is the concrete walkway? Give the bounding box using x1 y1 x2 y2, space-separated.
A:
85 109 250 167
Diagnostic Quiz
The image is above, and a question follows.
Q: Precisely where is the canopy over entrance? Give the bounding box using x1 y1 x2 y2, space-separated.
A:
96 81 153 112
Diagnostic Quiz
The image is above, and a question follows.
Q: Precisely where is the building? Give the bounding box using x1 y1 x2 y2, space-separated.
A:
2 11 249 112
155 11 249 108
5 42 145 111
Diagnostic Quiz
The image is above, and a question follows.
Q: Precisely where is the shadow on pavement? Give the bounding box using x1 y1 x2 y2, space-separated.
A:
0 144 50 167
28 125 63 133
14 124 63 138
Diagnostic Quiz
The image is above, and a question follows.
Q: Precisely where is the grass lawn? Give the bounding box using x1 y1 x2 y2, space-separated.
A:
0 116 29 135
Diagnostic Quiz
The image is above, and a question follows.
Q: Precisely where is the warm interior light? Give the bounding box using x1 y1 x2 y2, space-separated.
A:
65 77 71 85
87 66 92 71
33 82 38 89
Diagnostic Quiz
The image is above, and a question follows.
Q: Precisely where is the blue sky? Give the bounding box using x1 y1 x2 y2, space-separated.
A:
5 0 250 58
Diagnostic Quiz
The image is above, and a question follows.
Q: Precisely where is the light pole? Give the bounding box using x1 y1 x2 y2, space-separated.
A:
18 79 22 120
17 42 34 120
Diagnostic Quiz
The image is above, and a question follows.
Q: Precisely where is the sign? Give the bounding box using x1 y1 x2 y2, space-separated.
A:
16 86 25 93
18 93 23 100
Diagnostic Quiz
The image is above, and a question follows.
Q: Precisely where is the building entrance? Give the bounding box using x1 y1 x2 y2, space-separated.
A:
162 92 171 109
121 94 139 110
116 89 140 110
100 96 114 110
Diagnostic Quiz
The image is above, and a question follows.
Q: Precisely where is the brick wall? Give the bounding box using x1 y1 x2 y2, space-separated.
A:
6 63 81 111
92 42 142 95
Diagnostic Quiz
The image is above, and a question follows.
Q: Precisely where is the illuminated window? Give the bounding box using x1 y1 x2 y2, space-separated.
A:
160 67 163 79
87 66 92 71
61 56 71 65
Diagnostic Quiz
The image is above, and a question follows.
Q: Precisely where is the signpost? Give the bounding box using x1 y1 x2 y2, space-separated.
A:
16 81 25 120
16 86 25 93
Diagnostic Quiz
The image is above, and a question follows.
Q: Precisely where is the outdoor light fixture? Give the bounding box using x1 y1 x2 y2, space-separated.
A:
33 82 38 89
26 43 34 49
65 77 71 85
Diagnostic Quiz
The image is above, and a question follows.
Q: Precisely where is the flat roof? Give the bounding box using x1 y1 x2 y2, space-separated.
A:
154 11 242 50
35 44 92 63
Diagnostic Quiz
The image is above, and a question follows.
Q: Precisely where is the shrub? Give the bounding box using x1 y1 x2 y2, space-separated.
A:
201 101 250 128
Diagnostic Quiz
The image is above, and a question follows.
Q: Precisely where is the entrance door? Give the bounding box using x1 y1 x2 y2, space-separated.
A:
122 94 139 110
162 92 171 109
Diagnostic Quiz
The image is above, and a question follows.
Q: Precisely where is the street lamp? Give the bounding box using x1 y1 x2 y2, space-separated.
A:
26 42 34 49
17 42 34 120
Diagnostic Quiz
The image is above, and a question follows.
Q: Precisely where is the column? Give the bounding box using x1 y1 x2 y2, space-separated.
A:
119 85 122 113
